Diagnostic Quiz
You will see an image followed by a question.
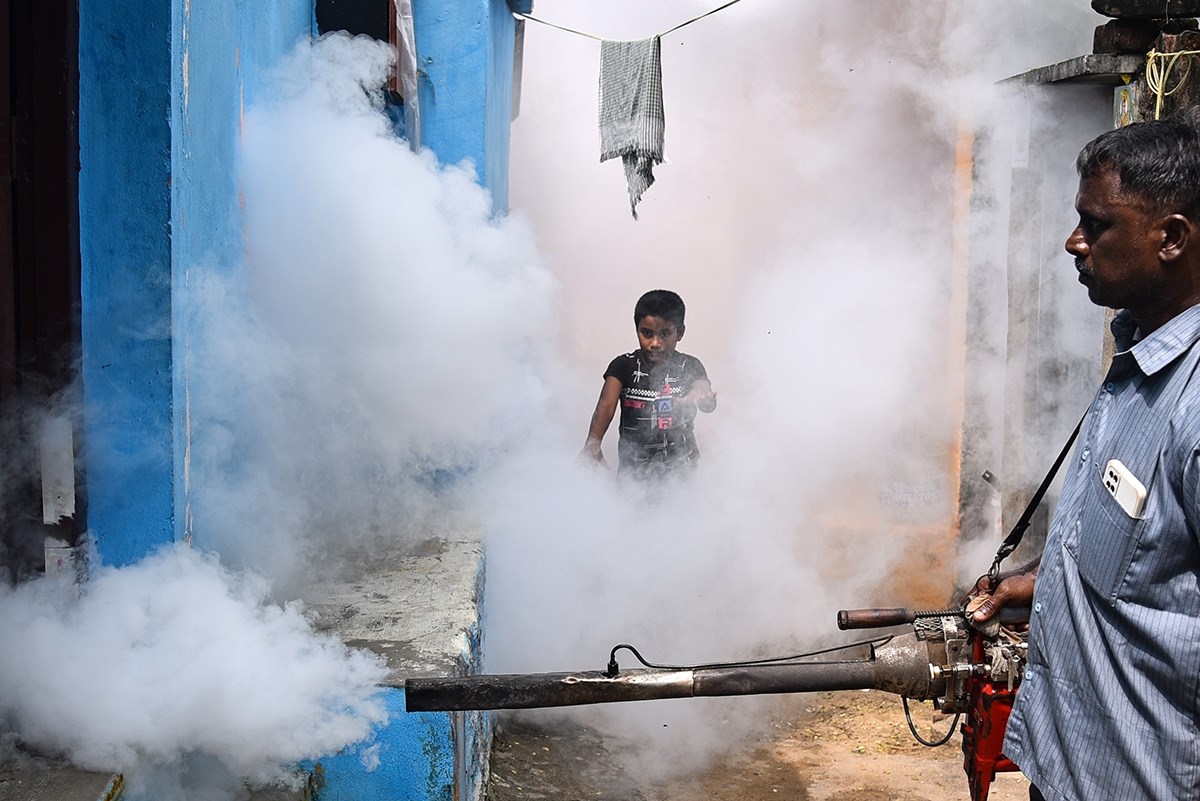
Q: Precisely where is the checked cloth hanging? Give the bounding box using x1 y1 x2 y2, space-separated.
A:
598 37 664 219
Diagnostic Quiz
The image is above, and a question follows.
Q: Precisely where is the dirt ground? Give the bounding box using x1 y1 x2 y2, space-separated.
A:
486 690 1031 801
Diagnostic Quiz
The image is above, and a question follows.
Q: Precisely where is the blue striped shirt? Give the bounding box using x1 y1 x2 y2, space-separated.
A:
1005 303 1200 800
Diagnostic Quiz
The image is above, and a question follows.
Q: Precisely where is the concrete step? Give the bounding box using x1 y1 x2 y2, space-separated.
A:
2 536 484 801
0 758 313 801
0 758 121 801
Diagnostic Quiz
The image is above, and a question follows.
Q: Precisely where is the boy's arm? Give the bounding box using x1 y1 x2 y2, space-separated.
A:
582 376 623 464
683 379 717 413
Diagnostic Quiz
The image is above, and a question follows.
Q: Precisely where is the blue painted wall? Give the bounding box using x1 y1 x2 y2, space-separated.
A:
169 1 314 546
78 0 175 567
310 691 492 801
171 1 314 270
78 0 312 566
312 571 491 801
312 691 455 801
413 0 517 212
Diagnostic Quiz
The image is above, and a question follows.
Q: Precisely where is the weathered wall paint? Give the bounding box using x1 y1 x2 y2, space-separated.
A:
413 0 517 212
312 691 456 801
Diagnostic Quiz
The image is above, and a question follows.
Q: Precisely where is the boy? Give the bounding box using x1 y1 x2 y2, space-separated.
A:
582 290 716 479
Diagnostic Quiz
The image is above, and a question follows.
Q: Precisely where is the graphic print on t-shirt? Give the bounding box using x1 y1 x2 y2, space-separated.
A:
605 349 709 475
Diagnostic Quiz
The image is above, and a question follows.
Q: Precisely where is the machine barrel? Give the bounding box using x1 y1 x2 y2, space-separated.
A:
836 606 1030 631
405 632 938 712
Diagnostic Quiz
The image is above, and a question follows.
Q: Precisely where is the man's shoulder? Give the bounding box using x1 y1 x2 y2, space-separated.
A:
1130 305 1200 374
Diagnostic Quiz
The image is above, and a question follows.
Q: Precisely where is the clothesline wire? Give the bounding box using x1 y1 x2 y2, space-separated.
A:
514 12 602 40
515 0 744 42
660 0 743 36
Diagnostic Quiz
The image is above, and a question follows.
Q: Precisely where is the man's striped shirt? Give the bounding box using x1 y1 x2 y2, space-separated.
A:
1005 304 1200 800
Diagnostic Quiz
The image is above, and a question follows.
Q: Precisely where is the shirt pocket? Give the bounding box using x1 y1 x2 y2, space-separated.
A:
1067 465 1150 602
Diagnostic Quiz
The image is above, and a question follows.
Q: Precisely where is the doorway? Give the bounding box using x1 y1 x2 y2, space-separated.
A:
0 0 82 580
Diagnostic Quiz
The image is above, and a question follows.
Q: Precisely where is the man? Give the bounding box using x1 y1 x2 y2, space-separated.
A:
971 111 1200 800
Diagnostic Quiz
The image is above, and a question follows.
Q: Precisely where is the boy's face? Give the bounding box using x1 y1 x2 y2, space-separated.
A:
636 315 684 364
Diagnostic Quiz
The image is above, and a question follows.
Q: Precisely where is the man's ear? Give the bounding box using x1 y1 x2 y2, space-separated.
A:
677 323 686 341
1160 213 1194 263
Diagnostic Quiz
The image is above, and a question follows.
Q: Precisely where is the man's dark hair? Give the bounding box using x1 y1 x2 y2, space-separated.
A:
634 289 686 327
1076 109 1200 217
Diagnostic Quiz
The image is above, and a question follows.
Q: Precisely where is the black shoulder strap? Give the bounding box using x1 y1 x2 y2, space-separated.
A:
987 411 1086 582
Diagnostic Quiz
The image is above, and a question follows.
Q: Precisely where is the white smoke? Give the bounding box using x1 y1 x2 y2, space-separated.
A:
189 32 560 588
0 544 386 798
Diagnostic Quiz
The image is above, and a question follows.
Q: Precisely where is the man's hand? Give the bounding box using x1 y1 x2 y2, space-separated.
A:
967 564 1038 623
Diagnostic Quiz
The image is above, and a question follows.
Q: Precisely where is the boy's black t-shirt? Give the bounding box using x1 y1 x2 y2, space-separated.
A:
604 350 710 476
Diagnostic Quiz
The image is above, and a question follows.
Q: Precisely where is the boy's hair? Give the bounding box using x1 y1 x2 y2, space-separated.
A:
634 290 686 327
1076 108 1200 218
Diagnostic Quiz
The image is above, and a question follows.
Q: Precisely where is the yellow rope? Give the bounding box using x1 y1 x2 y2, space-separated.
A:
1145 47 1200 119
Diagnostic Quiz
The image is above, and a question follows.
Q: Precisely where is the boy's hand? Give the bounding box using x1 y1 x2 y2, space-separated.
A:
681 381 717 414
580 438 609 468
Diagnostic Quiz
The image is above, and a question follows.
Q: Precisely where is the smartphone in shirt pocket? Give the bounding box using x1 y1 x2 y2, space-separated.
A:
1072 459 1151 601
1103 459 1147 519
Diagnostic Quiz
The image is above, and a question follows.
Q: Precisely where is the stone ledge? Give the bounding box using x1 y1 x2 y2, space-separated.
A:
1001 53 1145 85
306 536 485 683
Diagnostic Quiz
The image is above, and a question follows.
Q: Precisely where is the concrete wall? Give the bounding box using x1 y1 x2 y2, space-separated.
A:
997 83 1112 559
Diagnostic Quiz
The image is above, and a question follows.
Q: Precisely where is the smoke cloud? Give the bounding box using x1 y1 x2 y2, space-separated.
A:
0 544 386 798
188 33 560 588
